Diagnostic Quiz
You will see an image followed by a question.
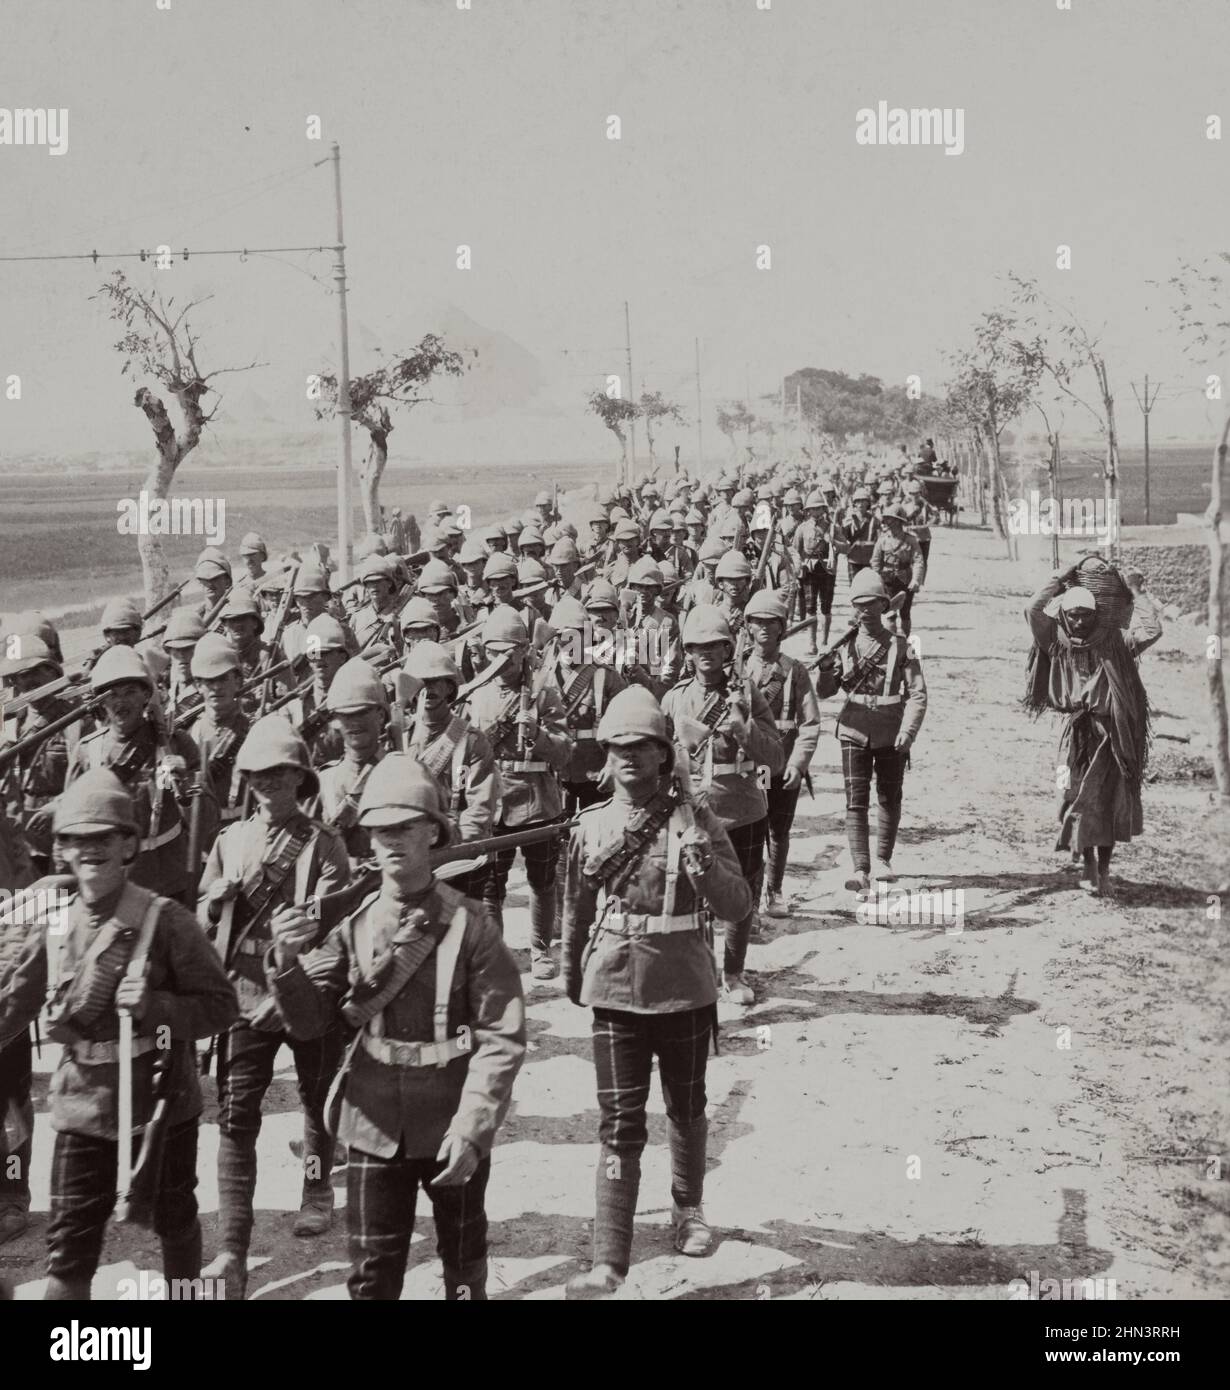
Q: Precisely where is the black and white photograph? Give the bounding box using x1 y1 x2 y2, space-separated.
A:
0 0 1226 1349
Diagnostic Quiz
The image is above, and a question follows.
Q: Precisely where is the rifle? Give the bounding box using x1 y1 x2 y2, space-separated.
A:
173 659 294 730
1 670 89 722
142 578 190 625
254 566 300 717
0 693 105 772
185 734 212 903
202 586 234 633
750 516 778 595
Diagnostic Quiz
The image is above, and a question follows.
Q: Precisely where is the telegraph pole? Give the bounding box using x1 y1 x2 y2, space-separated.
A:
1130 374 1162 525
331 142 355 581
694 337 703 473
624 301 637 486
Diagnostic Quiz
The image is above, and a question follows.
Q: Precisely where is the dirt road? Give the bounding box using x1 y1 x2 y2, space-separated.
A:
5 524 1226 1300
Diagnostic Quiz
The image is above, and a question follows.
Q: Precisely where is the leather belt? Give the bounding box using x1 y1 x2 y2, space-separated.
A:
220 806 243 823
236 937 268 956
605 911 698 936
775 719 797 732
497 759 549 773
844 693 903 707
571 729 596 740
361 1033 470 1068
711 758 755 775
70 1036 158 1065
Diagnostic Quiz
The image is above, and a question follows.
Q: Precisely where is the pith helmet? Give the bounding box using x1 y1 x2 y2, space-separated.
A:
236 714 319 798
402 640 461 686
481 607 530 651
305 613 348 654
428 499 451 518
459 538 487 566
613 519 640 542
583 578 620 612
239 532 267 557
100 597 143 633
359 555 396 585
745 590 788 625
416 559 458 594
548 536 580 565
533 489 552 507
190 631 240 679
596 684 673 751
0 634 62 678
53 769 140 838
549 595 588 631
804 489 825 509
628 556 664 588
852 486 872 502
681 604 734 648
782 488 802 505
326 656 388 712
515 558 550 596
518 526 545 550
163 608 205 650
583 503 609 525
699 535 727 564
194 547 232 581
715 551 752 581
732 488 754 508
648 509 672 531
219 592 262 622
483 553 518 583
357 753 452 844
90 644 153 695
848 569 889 605
400 596 442 632
293 565 331 596
685 507 705 526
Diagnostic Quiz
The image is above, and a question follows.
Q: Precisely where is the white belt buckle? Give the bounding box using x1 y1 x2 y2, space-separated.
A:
866 694 878 711
607 895 623 935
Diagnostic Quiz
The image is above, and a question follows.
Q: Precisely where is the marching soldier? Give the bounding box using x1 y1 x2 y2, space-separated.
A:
662 605 783 1005
842 487 879 583
741 591 822 920
0 796 35 1247
0 769 237 1298
314 658 394 865
294 613 350 766
352 555 405 657
234 533 268 597
67 647 199 904
1 635 76 876
458 538 492 615
193 547 232 619
835 570 928 896
283 565 357 673
900 479 937 570
162 609 206 717
580 503 616 570
793 489 839 652
621 557 682 699
198 717 351 1295
562 685 751 1298
679 536 723 618
187 633 250 849
604 519 642 591
416 559 466 635
871 505 925 637
218 591 284 707
265 755 525 1300
463 608 570 978
546 535 583 602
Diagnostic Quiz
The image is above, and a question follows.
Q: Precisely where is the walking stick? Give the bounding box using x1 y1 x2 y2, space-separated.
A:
117 982 136 1211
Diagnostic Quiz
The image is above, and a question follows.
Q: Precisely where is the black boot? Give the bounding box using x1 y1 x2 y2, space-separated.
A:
44 1274 91 1300
529 886 557 980
161 1222 204 1298
445 1256 488 1301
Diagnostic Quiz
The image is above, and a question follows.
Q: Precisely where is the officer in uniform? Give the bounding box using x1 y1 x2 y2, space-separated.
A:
265 755 525 1300
193 547 233 620
67 647 200 904
352 555 404 657
197 717 351 1295
842 487 879 583
740 591 822 920
0 769 237 1299
234 533 268 596
662 606 783 1005
562 686 751 1298
871 505 925 637
792 489 839 652
162 609 207 721
835 570 928 896
620 557 682 699
188 633 252 853
463 609 569 979
294 614 350 766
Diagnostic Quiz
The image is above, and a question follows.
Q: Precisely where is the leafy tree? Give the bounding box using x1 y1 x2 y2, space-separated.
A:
316 334 471 538
588 390 640 478
637 389 685 468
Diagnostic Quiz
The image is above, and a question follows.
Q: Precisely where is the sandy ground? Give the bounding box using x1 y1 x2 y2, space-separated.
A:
4 523 1227 1301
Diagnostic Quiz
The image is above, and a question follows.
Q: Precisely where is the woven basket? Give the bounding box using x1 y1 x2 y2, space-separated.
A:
1074 556 1134 629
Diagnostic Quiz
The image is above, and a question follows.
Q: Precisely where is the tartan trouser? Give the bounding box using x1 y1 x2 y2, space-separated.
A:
798 564 835 619
765 777 802 896
215 1022 342 1256
884 575 916 636
590 1006 710 1278
0 1031 33 1212
840 740 908 872
722 817 767 974
346 1147 491 1300
47 1118 200 1285
483 816 560 952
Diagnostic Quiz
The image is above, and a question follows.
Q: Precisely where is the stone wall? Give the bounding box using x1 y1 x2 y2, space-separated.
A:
1118 541 1229 621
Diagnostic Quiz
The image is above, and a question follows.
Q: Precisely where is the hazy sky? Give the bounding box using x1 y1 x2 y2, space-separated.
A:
2 0 1227 459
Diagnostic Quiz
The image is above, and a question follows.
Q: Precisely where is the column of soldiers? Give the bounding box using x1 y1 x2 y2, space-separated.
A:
0 451 957 1299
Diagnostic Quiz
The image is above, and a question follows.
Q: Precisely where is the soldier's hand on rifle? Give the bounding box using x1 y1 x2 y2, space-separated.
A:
115 974 149 1020
782 764 802 791
206 875 243 908
894 730 914 752
680 826 714 879
721 696 749 742
515 709 539 746
271 905 319 966
431 1132 480 1187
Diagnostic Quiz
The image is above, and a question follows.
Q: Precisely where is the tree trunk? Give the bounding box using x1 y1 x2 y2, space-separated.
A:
644 420 656 467
1208 414 1230 800
982 426 1010 544
1048 432 1061 569
359 429 389 538
137 454 176 614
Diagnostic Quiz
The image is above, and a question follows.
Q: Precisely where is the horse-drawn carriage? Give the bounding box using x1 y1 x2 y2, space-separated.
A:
917 474 960 526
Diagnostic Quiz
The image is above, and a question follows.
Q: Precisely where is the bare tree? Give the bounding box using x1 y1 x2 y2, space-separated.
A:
316 334 471 538
95 270 260 608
